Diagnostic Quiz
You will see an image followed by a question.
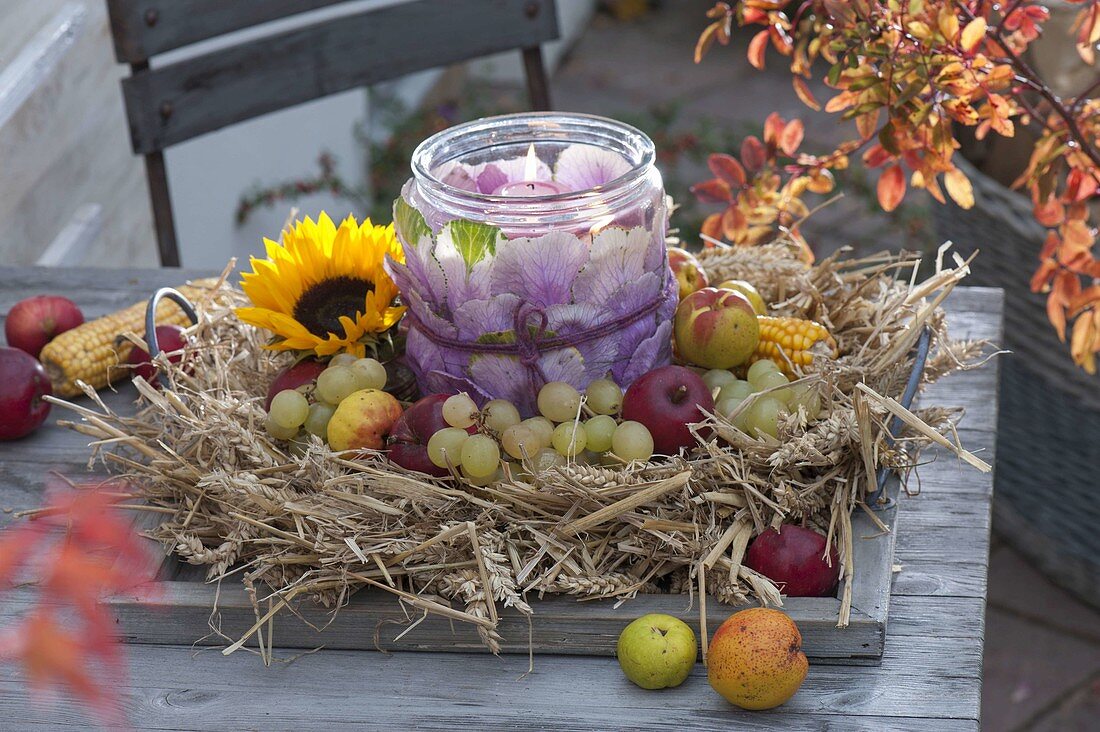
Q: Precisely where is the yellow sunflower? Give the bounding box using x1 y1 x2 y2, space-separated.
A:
236 213 406 358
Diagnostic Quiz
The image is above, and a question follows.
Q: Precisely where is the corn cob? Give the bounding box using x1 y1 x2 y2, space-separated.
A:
751 316 838 376
39 283 212 397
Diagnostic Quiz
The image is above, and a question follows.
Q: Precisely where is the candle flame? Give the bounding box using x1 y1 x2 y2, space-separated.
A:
523 143 538 181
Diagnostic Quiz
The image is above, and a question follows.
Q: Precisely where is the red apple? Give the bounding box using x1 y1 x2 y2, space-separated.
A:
0 347 53 440
673 287 760 369
667 247 709 301
621 365 714 455
744 525 840 597
127 325 189 383
265 357 326 409
4 295 84 358
387 394 452 476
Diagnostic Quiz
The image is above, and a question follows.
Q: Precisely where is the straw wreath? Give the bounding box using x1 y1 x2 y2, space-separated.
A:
48 239 993 657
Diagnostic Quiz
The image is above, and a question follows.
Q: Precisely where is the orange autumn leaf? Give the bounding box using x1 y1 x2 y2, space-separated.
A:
877 165 906 211
792 77 822 111
961 17 987 52
944 168 975 209
747 29 770 69
1069 308 1099 374
779 119 805 156
701 213 724 244
1034 196 1065 227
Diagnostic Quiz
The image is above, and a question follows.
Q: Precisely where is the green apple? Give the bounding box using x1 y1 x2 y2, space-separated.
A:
616 613 698 689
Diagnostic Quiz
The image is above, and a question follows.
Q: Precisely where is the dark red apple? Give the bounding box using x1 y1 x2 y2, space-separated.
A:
0 347 53 440
4 295 84 358
264 357 326 409
621 365 714 455
387 393 452 477
127 325 189 383
744 525 840 597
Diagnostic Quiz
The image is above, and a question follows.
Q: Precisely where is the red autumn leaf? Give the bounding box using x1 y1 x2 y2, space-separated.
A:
862 144 892 168
1039 231 1061 260
1034 196 1065 227
747 30 770 70
792 77 822 111
708 153 746 187
779 119 805 157
1065 168 1099 203
1030 256 1059 292
877 165 906 212
691 178 732 203
763 112 786 148
741 135 767 172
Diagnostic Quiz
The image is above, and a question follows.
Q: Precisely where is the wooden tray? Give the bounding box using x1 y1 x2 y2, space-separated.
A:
104 477 899 666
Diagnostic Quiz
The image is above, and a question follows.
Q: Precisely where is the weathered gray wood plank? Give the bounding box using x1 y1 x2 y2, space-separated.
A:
105 0 346 62
121 0 560 153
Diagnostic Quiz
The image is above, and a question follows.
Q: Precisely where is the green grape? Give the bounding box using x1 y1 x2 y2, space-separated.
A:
482 399 521 432
747 359 781 387
744 396 787 439
584 378 623 416
521 416 554 448
754 370 792 403
427 427 469 469
537 381 582 423
303 402 336 438
790 383 823 420
460 434 501 478
269 389 310 428
719 379 754 401
531 447 566 472
316 366 360 404
584 415 617 453
702 369 738 393
716 395 747 421
442 393 478 429
611 420 654 462
501 424 538 460
351 358 388 391
551 421 588 457
265 414 299 440
329 353 358 368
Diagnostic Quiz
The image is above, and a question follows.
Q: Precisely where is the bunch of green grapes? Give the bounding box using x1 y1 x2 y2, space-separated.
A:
421 377 657 486
701 361 823 439
265 353 388 448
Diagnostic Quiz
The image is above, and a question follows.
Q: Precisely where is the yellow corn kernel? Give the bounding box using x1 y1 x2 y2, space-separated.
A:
39 283 211 397
751 316 837 376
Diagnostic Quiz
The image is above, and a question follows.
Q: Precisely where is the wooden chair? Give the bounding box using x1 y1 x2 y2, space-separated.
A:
105 0 560 267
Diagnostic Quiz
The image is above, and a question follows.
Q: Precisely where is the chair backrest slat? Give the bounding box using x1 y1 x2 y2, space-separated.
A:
106 0 347 63
121 0 559 154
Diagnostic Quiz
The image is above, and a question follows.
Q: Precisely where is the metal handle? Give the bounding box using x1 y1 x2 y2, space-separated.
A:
144 287 198 387
867 326 932 509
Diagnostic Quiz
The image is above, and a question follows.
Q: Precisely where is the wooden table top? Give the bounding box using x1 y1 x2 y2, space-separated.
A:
0 267 1004 731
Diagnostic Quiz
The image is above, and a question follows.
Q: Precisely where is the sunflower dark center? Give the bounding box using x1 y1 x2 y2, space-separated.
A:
293 276 374 337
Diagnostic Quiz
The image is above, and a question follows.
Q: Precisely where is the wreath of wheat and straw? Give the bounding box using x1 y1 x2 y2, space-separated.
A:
45 236 994 663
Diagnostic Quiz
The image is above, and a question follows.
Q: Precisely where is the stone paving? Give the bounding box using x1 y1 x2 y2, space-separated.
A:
544 4 1100 730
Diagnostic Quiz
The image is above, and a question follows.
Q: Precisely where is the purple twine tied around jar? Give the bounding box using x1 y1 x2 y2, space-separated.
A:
406 292 669 395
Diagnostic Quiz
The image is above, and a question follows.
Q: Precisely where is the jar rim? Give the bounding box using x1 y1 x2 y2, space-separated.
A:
410 112 656 203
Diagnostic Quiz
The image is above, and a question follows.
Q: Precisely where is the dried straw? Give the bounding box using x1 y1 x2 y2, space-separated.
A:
47 240 993 654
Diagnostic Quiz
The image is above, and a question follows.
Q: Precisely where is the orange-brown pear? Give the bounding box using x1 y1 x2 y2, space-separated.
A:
707 607 808 710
